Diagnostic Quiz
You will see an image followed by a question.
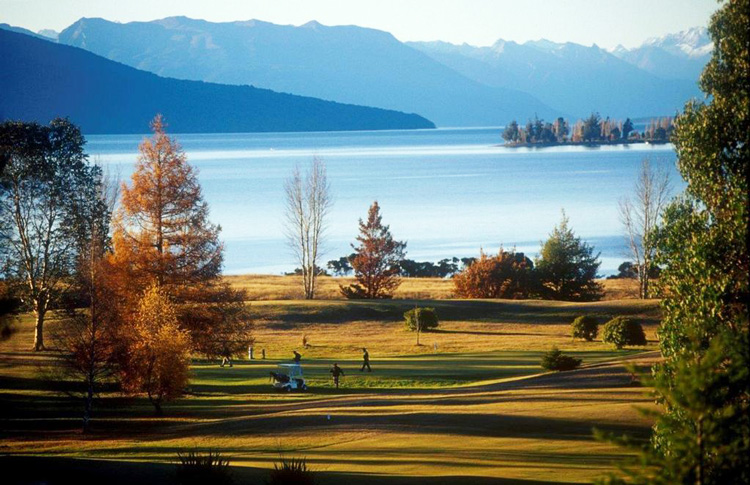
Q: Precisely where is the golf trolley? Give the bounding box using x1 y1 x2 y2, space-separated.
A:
270 363 308 392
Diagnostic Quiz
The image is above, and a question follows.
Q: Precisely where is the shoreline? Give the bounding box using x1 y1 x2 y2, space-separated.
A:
498 139 671 148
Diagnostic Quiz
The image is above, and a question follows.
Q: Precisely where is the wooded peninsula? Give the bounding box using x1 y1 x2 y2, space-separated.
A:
501 113 675 147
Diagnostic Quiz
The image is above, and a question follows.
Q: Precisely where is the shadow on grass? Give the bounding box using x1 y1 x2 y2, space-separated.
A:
254 299 662 327
1 455 563 485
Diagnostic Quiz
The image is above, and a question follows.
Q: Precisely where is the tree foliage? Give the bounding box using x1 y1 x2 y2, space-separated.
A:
340 201 406 299
541 347 582 371
535 213 603 301
641 0 749 481
120 285 191 415
404 307 439 332
399 257 460 278
601 2 749 482
109 115 250 357
0 118 97 350
571 315 599 342
51 167 117 432
601 317 646 349
453 249 534 299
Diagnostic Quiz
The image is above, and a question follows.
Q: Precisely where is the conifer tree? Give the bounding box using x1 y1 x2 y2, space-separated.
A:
340 201 406 299
535 212 602 301
110 115 249 356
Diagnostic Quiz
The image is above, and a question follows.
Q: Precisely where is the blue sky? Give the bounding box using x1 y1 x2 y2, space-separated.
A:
0 0 718 48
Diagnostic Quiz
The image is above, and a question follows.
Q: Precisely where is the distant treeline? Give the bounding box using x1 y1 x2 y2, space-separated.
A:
309 255 476 278
502 113 675 146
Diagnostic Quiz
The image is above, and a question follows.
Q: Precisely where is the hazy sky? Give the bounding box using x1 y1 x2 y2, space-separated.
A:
0 0 718 48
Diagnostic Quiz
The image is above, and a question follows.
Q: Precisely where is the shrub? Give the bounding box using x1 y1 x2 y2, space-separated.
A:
268 457 316 485
602 316 647 349
541 347 582 371
571 315 599 341
404 307 439 332
453 249 534 299
176 450 233 485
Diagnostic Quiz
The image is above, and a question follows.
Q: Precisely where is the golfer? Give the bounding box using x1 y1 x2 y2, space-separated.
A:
220 343 233 368
360 347 372 372
293 350 302 363
330 363 345 389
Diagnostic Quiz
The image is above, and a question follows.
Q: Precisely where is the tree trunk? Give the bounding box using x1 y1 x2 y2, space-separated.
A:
83 379 94 433
33 306 45 351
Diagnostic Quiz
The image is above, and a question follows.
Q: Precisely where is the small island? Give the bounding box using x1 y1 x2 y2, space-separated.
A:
501 113 674 147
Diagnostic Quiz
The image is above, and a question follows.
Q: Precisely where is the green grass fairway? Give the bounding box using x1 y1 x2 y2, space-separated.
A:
0 297 661 484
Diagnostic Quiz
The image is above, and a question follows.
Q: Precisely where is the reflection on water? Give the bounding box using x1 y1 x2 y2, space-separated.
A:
87 127 682 275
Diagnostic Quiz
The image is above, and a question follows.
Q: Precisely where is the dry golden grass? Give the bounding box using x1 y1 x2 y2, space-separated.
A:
0 297 660 484
226 274 642 301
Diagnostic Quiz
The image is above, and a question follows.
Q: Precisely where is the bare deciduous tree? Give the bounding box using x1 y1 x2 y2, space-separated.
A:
619 158 672 299
284 158 332 299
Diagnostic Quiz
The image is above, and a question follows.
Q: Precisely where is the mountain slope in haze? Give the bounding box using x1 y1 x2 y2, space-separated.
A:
610 27 712 81
57 17 559 126
0 28 434 134
408 38 702 120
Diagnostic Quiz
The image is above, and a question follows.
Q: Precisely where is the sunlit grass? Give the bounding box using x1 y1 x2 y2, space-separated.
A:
0 297 659 483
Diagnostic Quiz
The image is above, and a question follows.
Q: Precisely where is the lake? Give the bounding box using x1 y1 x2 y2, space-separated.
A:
87 127 682 276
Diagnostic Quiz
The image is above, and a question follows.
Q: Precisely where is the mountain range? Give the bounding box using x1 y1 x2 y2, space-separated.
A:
408 27 710 120
0 28 434 134
609 27 712 82
55 17 557 127
2 17 712 131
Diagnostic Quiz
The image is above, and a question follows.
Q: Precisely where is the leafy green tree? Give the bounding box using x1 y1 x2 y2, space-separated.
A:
571 315 599 341
535 213 603 301
601 1 749 483
327 254 355 276
601 317 646 349
404 307 439 332
0 119 97 351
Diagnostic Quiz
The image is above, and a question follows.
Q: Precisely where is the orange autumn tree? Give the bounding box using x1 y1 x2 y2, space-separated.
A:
121 285 190 415
453 248 535 299
110 115 250 358
340 201 406 299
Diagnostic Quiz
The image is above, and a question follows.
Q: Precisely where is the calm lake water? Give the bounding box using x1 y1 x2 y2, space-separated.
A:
87 127 682 276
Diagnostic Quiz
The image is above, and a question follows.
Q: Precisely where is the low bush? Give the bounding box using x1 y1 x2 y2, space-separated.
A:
268 456 316 485
602 316 647 349
571 315 599 341
404 307 439 332
541 347 582 371
176 450 233 485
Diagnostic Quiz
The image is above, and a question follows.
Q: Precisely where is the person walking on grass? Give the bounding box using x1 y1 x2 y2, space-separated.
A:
220 343 233 368
293 350 302 364
360 347 371 372
330 363 345 389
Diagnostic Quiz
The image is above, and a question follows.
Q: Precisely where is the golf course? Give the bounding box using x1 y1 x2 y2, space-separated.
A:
0 277 661 484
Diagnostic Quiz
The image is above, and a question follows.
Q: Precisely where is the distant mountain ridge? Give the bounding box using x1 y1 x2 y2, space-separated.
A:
609 27 712 81
408 36 703 119
0 28 434 134
56 16 559 126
